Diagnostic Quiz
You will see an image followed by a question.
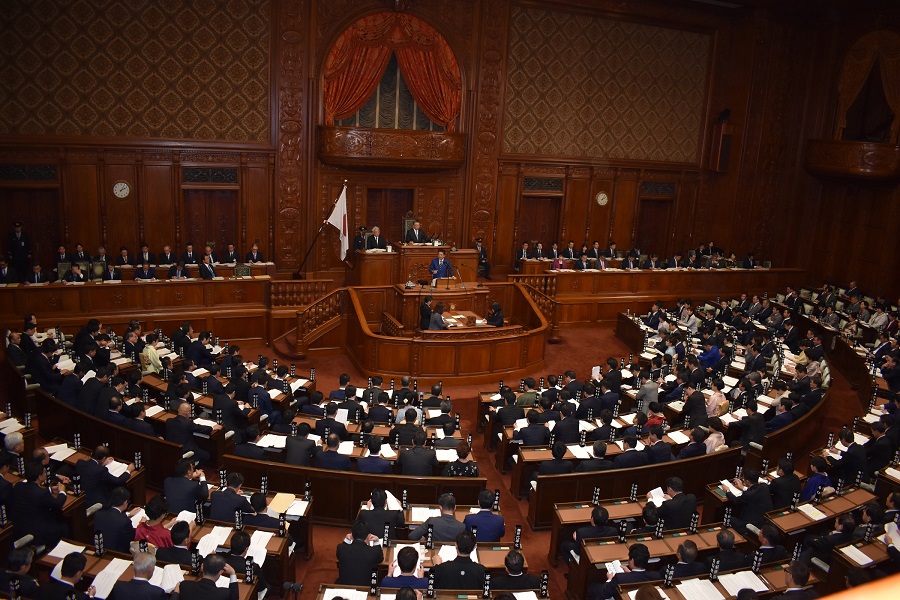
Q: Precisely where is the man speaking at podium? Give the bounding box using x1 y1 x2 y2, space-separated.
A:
430 250 453 286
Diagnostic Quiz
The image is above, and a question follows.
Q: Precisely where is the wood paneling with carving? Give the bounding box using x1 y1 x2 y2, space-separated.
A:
318 127 466 169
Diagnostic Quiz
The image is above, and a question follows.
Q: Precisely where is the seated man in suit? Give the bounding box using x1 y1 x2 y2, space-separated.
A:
285 422 320 466
245 243 264 263
431 531 485 590
532 442 574 483
133 260 157 281
221 243 240 264
62 263 87 283
365 226 387 250
409 493 466 543
673 540 706 577
41 552 92 600
0 547 39 599
93 486 138 554
0 259 17 284
591 543 659 600
380 546 428 590
168 261 190 279
560 505 617 561
398 430 438 476
463 489 505 542
164 401 220 467
676 428 708 459
514 409 550 447
704 529 747 571
233 425 267 460
209 472 254 521
115 246 132 266
613 435 650 468
101 263 122 281
198 255 218 279
315 402 350 440
722 468 773 534
576 440 614 472
10 461 69 549
178 554 238 600
572 253 592 270
391 407 426 447
155 521 193 567
181 243 198 265
655 476 697 530
357 435 393 474
405 220 429 244
316 433 351 470
222 530 273 596
163 458 209 513
492 550 540 591
757 524 789 564
358 488 405 540
766 399 795 433
75 445 134 509
644 425 673 463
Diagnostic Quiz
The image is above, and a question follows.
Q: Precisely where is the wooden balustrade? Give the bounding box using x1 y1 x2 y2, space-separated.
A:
295 288 347 358
269 279 333 307
520 283 561 343
381 312 405 337
508 274 556 296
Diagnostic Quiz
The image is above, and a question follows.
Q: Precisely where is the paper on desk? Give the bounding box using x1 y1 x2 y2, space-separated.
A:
546 420 556 431
56 358 76 371
214 576 233 589
379 445 397 459
885 467 900 481
605 559 625 575
648 487 666 507
490 393 502 401
427 409 442 419
675 578 725 600
191 368 209 377
568 445 592 459
193 418 217 428
839 544 873 566
336 440 355 455
732 408 748 419
92 557 131 599
47 540 86 559
130 508 146 528
256 434 287 449
628 588 670 600
145 405 165 417
245 545 267 567
111 357 130 365
720 479 742 497
718 571 768 595
513 593 539 600
435 448 458 462
266 492 296 515
797 503 828 521
106 460 129 477
437 544 477 563
81 370 96 383
615 440 645 452
50 447 78 462
579 420 596 432
863 413 880 423
285 499 309 517
410 507 441 522
44 443 68 454
290 379 307 392
322 589 367 600
306 433 321 444
335 408 349 424
853 432 869 445
267 389 281 399
722 375 739 387
147 564 184 593
667 430 690 445
250 530 274 549
667 401 685 412
433 428 445 439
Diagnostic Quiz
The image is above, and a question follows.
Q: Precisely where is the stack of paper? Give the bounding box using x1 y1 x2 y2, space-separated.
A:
265 493 296 516
321 589 367 600
175 510 196 524
720 479 742 497
145 405 165 417
92 558 131 599
667 430 691 445
0 418 23 434
567 445 592 460
436 543 477 562
667 401 685 412
192 368 209 377
47 540 86 559
647 487 666 507
267 389 281 399
337 441 355 455
106 460 130 477
255 434 287 449
615 440 645 452
797 503 828 521
193 418 218 428
129 508 146 527
410 507 441 522
839 545 873 566
45 444 78 462
435 449 458 462
885 467 900 481
717 571 768 596
148 564 185 593
675 578 725 600
285 499 309 517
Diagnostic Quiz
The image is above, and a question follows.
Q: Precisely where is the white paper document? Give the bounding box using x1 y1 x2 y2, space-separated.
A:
92 557 131 599
148 564 185 593
648 487 666 507
797 503 828 521
567 444 592 459
666 430 690 445
839 545 873 566
718 571 769 595
47 540 86 559
106 460 130 477
410 507 441 522
675 578 725 600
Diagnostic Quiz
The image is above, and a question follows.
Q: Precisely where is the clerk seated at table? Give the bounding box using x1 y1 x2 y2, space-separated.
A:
487 302 505 327
102 263 122 281
62 263 86 283
365 226 387 250
429 302 448 330
168 261 190 279
573 253 592 270
133 261 157 280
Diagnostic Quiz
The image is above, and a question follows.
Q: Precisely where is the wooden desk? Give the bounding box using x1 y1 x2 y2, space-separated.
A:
396 245 479 285
566 524 744 600
192 519 293 587
379 541 527 573
549 498 648 566
352 250 399 286
766 488 876 545
825 538 891 594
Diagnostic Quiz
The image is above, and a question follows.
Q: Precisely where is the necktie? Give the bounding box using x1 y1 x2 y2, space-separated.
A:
35 273 38 283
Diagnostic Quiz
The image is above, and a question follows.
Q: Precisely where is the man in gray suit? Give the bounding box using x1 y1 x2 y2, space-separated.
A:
635 370 658 414
409 493 465 542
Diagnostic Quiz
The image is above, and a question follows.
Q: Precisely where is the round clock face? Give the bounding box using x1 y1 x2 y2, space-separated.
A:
596 191 609 206
112 181 130 198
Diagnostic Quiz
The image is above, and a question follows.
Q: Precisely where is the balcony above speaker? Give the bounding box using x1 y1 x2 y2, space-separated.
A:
317 126 466 170
805 139 900 181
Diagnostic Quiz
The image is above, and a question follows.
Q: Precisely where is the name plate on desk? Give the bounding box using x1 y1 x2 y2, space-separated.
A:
233 266 251 277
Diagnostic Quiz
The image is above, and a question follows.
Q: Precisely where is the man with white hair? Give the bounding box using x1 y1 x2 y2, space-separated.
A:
109 552 168 600
4 432 24 469
366 226 387 250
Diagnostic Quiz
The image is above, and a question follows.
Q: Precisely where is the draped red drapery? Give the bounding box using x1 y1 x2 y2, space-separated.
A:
323 12 462 131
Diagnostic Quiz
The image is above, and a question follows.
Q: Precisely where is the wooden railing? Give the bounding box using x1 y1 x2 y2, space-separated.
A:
520 282 561 343
270 278 333 307
508 274 556 297
381 312 405 337
294 287 346 358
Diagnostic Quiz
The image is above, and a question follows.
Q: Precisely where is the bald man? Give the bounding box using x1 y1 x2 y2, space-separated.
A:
164 402 222 466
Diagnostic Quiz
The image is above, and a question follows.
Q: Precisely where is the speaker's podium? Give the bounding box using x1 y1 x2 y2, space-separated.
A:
351 245 479 286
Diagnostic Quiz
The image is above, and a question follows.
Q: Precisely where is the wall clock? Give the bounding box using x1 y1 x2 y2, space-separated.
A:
595 191 609 206
112 181 131 199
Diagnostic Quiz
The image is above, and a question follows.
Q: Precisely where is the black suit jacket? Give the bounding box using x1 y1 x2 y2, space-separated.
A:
0 571 39 599
357 507 405 539
677 442 706 459
316 450 351 470
94 507 135 553
515 424 550 446
728 483 773 527
865 435 893 474
769 473 802 510
37 579 89 600
233 442 267 460
706 548 747 571
209 488 253 521
155 545 193 566
658 493 697 530
75 458 130 509
829 442 869 482
178 577 238 600
553 416 581 444
336 539 384 586
109 578 168 600
613 449 650 468
165 415 212 452
285 436 320 466
758 545 789 564
164 476 209 513
314 417 349 440
737 413 766 447
365 236 387 250
398 446 438 476
212 393 250 435
645 440 673 463
10 480 68 547
432 556 486 590
491 572 541 591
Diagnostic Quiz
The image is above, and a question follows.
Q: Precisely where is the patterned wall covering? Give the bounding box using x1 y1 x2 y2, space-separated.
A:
503 5 710 163
0 0 270 141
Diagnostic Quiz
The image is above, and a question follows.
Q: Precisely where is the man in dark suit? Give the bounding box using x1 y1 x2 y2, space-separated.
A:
644 425 673 463
168 262 190 279
25 339 64 394
221 244 240 263
101 263 122 281
75 445 134 509
432 531 485 590
285 423 320 466
782 320 801 354
575 441 614 472
163 458 209 513
357 436 393 474
25 264 48 285
492 550 540 591
10 461 69 548
220 531 272 597
315 402 350 440
559 505 617 561
165 401 219 466
336 384 367 421
198 255 217 279
757 524 789 564
405 220 429 243
209 472 254 521
157 245 176 265
357 488 405 539
513 409 550 446
233 425 268 460
365 226 387 249
178 554 239 600
187 331 215 367
316 433 351 470
723 468 773 534
766 399 795 433
213 383 252 442
93 486 137 553
463 489 505 542
474 237 491 280
5 331 28 367
575 384 602 420
552 402 581 445
38 552 91 600
732 399 766 449
124 403 157 437
531 441 573 486
0 547 39 599
656 477 697 530
155 521 193 566
682 384 708 428
613 435 650 468
774 561 817 599
181 243 198 265
390 407 425 447
398 430 439 475
704 529 747 571
827 427 869 483
367 391 394 424
245 244 263 263
336 520 384 586
591 543 659 600
865 421 893 476
672 540 706 577
572 253 592 270
770 458 802 510
677 428 707 459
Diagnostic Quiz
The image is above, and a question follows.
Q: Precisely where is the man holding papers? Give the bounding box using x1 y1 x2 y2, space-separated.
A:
431 531 485 590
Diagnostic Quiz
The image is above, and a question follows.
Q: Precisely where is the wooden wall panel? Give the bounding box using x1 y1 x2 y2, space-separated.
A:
494 167 519 270
141 165 176 249
612 172 639 251
63 163 100 253
104 162 139 256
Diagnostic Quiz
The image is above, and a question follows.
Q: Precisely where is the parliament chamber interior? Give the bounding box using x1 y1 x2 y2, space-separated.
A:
2 0 900 599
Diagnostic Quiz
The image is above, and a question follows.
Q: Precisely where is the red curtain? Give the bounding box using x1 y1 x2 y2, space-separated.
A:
323 12 462 131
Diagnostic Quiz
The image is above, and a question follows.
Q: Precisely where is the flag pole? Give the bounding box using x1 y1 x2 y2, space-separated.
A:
296 180 348 277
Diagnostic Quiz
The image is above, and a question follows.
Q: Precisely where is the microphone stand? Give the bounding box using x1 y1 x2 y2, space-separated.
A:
445 265 452 291
458 263 483 288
